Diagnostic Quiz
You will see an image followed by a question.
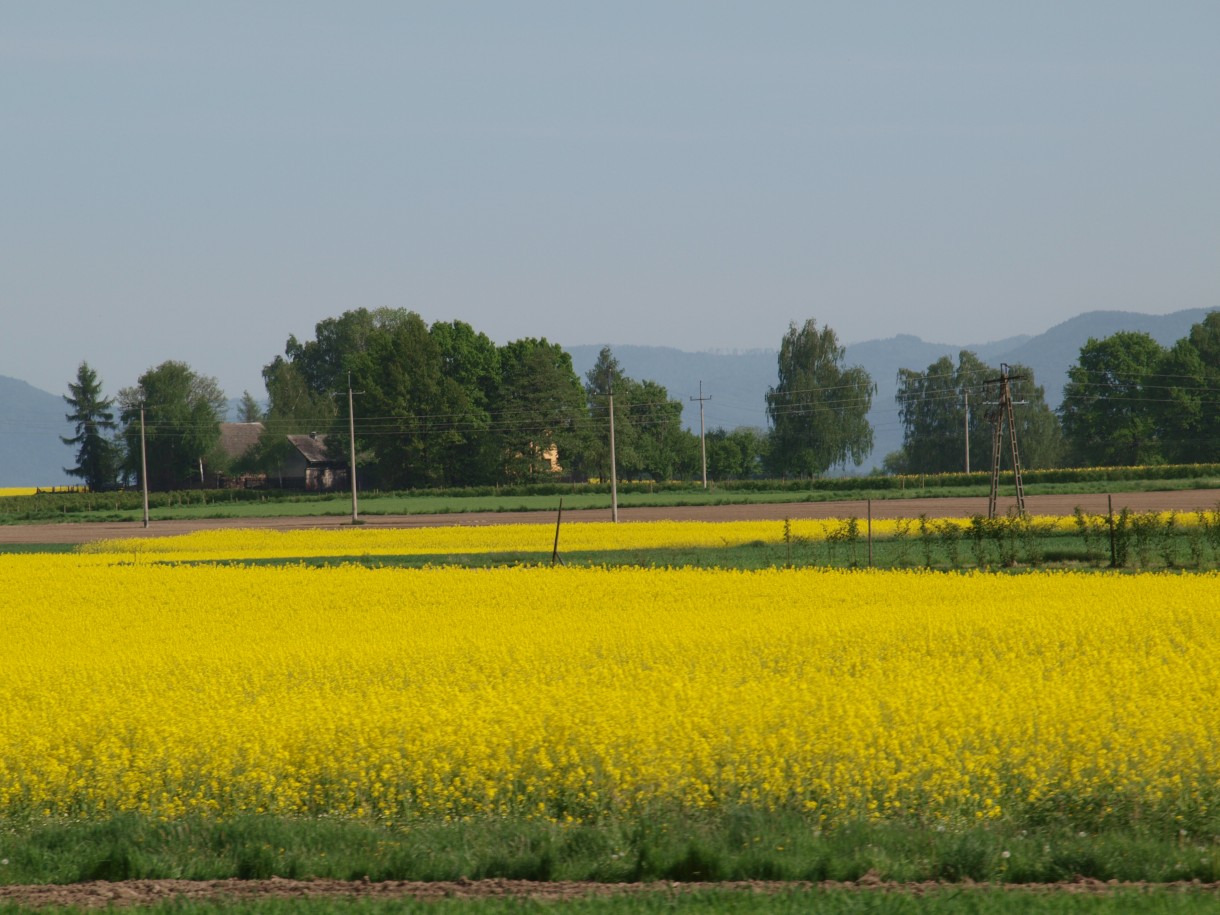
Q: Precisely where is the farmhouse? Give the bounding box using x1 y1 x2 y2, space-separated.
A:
216 423 348 492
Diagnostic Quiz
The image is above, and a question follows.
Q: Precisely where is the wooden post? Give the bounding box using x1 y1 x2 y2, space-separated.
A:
139 403 150 529
1108 493 1116 568
867 498 873 568
609 392 619 523
551 499 565 566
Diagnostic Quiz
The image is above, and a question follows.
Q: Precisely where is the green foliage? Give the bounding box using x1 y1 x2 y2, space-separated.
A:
495 338 588 482
1111 508 1132 568
248 358 340 476
1060 331 1168 467
895 352 1063 475
237 391 264 423
895 352 989 475
765 320 873 477
1158 311 1220 464
267 313 621 489
935 519 961 567
705 427 767 481
1059 314 1220 468
428 320 503 485
61 361 121 491
118 361 228 491
583 346 693 483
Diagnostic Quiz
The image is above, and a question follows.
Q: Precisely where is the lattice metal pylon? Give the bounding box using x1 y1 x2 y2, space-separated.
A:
986 363 1027 519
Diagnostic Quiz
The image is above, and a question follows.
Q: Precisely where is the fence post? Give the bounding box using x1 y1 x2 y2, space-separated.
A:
867 499 873 568
1108 494 1116 568
551 498 565 566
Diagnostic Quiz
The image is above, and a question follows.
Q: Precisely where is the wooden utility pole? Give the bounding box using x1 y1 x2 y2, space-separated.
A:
963 391 970 474
608 384 619 523
332 374 364 524
346 373 362 524
139 402 150 528
985 364 1027 519
690 380 711 489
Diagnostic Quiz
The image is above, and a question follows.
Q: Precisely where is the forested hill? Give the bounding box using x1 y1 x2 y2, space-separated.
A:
0 375 74 487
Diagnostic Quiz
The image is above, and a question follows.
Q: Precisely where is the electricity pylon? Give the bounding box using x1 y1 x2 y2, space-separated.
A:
986 363 1027 519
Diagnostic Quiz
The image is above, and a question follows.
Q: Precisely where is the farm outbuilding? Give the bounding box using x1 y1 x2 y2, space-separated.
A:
215 424 348 492
217 422 266 463
282 433 348 492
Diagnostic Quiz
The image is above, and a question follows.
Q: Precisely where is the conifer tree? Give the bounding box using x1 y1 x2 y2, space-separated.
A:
62 361 121 491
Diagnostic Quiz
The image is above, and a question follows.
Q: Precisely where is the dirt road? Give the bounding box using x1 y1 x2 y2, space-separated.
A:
1 876 1217 909
3 489 1218 544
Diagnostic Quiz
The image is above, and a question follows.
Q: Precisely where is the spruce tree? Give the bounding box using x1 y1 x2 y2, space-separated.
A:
62 361 120 491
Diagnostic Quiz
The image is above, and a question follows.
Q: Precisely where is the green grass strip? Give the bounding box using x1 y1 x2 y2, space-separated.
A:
2 813 1219 887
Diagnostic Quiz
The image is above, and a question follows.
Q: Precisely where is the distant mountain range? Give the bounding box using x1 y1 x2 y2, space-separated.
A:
1 308 1213 486
0 376 76 488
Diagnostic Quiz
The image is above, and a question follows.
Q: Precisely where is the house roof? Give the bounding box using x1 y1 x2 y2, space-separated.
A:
286 433 338 464
218 422 265 460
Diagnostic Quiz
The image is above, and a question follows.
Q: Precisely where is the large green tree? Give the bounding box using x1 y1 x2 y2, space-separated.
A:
269 308 516 488
429 320 502 485
237 391 264 423
496 338 588 481
61 361 121 491
705 426 767 481
1157 311 1220 464
350 311 447 488
118 361 228 490
282 307 416 395
1059 332 1168 466
765 320 873 476
622 378 688 481
893 351 1063 474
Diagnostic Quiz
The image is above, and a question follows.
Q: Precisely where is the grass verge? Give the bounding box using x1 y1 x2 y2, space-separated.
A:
3 813 1220 887
3 476 1219 525
3 888 1219 914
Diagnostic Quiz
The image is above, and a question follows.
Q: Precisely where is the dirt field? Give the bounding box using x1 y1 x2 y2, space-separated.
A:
2 489 1219 544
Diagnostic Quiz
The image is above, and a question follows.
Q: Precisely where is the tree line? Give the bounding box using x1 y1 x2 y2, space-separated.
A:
60 309 1220 492
885 311 1220 474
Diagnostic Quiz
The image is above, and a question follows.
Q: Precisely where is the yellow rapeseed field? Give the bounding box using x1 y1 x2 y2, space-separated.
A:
80 516 1095 561
3 533 1218 829
79 520 875 560
78 511 1214 562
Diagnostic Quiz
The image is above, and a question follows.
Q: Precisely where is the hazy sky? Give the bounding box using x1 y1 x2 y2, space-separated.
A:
3 2 1218 401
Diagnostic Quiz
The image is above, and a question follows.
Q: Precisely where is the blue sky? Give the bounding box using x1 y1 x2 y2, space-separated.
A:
3 2 1218 401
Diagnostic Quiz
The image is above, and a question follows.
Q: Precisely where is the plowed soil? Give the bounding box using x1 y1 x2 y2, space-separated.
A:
3 489 1220 544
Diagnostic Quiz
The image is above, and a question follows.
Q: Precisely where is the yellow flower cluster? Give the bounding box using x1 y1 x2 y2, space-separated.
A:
0 487 39 497
2 548 1218 828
